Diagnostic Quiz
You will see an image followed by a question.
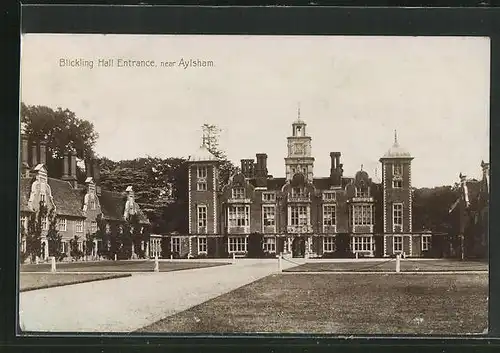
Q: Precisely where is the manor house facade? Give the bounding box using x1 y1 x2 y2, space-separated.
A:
178 113 433 259
19 129 150 262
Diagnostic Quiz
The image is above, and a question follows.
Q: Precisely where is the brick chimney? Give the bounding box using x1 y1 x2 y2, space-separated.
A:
481 160 490 193
330 152 342 186
62 152 70 178
31 142 38 167
93 159 101 196
241 159 255 178
39 141 47 166
20 134 29 177
62 150 77 188
85 159 93 179
255 153 268 178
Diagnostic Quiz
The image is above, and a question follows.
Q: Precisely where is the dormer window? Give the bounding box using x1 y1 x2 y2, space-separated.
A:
262 192 276 202
40 193 46 204
355 187 369 198
232 187 245 199
292 187 305 197
323 191 336 201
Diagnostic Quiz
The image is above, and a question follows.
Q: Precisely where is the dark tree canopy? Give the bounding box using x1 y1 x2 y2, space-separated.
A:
412 185 461 235
21 103 99 181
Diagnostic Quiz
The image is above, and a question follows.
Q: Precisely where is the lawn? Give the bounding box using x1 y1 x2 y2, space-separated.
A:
20 260 230 273
138 273 488 335
20 273 132 292
284 259 488 273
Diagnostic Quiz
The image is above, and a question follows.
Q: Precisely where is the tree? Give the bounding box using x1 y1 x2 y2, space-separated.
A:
46 210 64 261
24 203 45 263
201 123 238 189
21 103 99 181
412 185 460 235
84 230 96 259
70 235 83 260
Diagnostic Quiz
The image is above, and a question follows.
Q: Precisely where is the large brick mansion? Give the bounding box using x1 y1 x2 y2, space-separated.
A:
179 113 434 259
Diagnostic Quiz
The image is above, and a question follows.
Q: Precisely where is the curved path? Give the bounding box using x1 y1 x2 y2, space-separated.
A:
19 259 301 333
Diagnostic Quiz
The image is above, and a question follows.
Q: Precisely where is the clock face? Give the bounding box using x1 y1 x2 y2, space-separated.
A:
294 143 304 154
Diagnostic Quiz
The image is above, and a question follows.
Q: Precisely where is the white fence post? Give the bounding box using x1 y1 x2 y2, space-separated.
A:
232 252 236 264
50 256 56 273
279 254 282 272
396 254 401 273
154 255 159 272
355 252 359 260
114 254 117 261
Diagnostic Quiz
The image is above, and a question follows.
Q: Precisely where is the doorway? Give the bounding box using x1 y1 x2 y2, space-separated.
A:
292 237 306 258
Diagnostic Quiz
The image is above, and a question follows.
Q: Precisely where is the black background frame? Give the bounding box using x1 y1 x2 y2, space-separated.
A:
2 2 500 352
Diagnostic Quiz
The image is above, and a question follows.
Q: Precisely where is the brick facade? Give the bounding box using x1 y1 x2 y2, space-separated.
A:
184 116 433 259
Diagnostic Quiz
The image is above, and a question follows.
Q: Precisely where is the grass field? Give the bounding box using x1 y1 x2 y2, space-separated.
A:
138 273 488 335
284 259 488 272
20 260 230 273
20 273 132 292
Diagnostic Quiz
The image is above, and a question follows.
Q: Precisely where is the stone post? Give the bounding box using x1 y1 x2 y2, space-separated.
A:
44 241 49 260
154 255 159 272
396 254 401 273
51 256 56 272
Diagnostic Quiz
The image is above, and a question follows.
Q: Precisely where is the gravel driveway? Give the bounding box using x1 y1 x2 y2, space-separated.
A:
19 258 301 333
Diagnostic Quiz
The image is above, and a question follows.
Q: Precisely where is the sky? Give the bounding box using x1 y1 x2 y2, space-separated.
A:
20 34 490 188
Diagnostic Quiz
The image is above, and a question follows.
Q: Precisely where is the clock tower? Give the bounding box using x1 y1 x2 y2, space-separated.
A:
285 106 315 181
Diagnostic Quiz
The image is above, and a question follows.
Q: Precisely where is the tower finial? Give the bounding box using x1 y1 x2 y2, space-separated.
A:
394 129 398 145
361 164 363 171
298 102 301 120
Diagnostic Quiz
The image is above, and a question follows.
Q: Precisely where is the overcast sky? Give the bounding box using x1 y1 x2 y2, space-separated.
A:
20 34 490 188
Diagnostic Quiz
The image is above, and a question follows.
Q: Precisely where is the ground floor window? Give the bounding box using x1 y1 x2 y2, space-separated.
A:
150 238 161 258
78 241 84 252
263 237 276 252
352 236 372 252
171 237 181 254
61 241 68 254
198 237 207 253
323 236 335 252
422 235 431 251
229 237 247 252
393 236 403 252
21 239 26 253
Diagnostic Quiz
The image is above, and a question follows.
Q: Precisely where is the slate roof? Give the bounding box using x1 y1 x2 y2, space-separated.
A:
19 177 86 217
20 177 149 223
47 178 86 217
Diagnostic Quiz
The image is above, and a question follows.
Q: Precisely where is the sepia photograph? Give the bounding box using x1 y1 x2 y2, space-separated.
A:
18 34 489 335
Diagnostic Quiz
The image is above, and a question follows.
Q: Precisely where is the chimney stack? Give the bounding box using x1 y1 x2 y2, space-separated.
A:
85 159 93 179
93 159 101 195
39 141 47 166
21 135 29 176
330 152 342 186
241 159 255 178
62 152 70 178
330 152 337 172
255 153 268 178
31 142 38 167
481 160 490 193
